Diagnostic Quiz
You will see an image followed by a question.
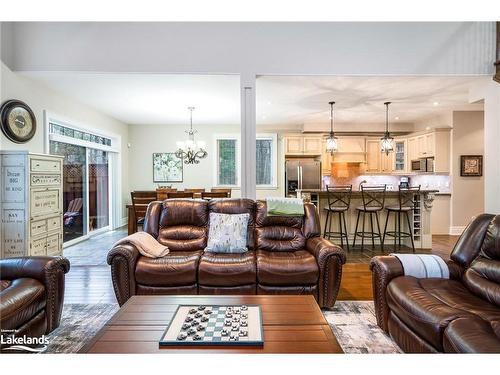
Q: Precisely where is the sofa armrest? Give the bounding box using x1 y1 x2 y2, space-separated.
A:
107 244 140 306
0 256 70 332
306 237 346 308
369 256 404 333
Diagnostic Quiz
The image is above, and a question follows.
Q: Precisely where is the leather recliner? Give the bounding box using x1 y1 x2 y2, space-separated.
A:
108 199 346 308
370 214 500 353
0 256 70 340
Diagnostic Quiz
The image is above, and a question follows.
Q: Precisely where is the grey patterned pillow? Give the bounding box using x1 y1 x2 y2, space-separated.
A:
205 212 250 253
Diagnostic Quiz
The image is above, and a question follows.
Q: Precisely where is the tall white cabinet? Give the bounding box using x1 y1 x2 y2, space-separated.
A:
1 151 64 258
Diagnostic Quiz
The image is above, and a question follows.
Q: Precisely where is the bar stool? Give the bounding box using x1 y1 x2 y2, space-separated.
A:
353 184 386 252
382 185 420 253
323 185 352 251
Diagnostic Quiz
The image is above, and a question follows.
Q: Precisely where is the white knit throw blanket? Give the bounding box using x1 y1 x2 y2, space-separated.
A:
113 232 169 258
391 253 449 279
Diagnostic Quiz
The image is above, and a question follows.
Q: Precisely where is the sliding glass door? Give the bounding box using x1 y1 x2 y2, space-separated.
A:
50 140 111 243
88 149 109 232
50 141 87 242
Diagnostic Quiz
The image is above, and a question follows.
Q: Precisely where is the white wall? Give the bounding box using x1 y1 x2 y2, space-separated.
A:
2 22 495 75
451 111 485 227
0 62 131 222
128 124 284 199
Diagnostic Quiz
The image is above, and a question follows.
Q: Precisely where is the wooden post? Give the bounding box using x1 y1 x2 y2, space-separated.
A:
494 21 500 83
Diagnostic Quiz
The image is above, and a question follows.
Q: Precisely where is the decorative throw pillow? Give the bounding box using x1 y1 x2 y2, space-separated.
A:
205 212 250 253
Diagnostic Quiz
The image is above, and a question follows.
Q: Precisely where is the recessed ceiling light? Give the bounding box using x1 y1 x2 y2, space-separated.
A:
394 116 400 120
433 101 439 106
267 101 272 105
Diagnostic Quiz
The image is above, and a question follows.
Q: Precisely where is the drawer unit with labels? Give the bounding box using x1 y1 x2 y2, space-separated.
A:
1 151 64 258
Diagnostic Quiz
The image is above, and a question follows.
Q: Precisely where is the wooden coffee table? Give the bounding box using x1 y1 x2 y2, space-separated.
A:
80 295 343 353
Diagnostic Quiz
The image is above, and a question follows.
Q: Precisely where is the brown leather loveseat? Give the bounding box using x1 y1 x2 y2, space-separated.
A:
371 214 500 353
108 199 345 308
0 256 70 340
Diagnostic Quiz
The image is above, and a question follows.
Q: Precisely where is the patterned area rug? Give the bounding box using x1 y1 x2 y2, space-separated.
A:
43 301 400 353
45 304 119 353
323 301 401 353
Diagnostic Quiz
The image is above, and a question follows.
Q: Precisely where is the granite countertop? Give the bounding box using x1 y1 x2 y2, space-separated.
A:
296 188 441 195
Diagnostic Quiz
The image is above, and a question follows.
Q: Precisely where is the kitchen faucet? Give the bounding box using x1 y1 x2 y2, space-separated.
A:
358 180 367 190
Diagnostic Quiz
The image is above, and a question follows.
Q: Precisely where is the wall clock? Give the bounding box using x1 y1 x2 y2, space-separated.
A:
0 100 37 143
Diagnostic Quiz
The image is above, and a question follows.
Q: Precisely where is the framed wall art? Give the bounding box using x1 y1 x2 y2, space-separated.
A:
460 155 483 177
153 153 183 182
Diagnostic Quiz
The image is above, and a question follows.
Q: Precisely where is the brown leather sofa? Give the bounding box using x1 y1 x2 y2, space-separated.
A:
371 214 500 353
0 256 70 340
108 199 345 308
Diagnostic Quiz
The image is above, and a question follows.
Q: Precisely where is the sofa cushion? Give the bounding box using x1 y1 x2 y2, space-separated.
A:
0 278 46 330
135 251 202 287
256 250 319 286
443 317 500 353
198 251 256 286
387 276 500 351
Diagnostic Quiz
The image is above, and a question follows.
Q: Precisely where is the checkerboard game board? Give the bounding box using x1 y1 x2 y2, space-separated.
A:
159 305 264 346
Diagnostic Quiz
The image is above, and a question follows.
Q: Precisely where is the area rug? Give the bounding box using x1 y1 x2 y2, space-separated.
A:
45 303 119 353
323 301 402 353
42 301 400 354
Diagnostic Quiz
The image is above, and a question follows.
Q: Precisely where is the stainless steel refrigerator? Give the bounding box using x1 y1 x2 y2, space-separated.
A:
285 158 322 197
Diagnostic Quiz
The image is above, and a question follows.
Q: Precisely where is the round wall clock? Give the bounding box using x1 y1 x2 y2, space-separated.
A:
0 99 37 143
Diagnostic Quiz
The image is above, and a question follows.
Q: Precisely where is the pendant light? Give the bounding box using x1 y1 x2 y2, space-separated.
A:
175 107 208 164
380 101 394 155
326 101 338 155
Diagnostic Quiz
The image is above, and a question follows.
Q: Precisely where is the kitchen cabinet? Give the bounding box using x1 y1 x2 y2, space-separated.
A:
365 138 394 173
284 136 322 155
380 152 395 173
321 140 333 175
394 139 407 173
365 139 381 173
408 136 418 163
1 151 64 258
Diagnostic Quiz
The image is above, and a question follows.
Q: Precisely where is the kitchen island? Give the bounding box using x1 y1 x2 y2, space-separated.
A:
297 189 439 249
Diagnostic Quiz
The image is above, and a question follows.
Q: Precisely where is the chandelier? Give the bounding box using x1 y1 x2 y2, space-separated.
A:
175 107 208 164
380 101 394 155
325 101 338 155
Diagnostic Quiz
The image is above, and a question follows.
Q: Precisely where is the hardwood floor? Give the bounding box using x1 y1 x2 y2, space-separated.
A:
63 228 460 304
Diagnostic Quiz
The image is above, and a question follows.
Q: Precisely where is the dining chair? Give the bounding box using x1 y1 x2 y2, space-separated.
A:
201 191 229 200
130 191 157 232
210 188 232 198
184 188 206 199
166 192 194 199
156 188 178 200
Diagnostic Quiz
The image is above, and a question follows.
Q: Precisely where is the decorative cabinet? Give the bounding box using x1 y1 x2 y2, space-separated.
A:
1 151 64 258
394 139 407 173
284 136 323 155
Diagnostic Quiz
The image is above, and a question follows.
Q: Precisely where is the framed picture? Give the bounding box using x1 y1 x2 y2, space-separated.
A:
153 153 183 182
460 155 483 177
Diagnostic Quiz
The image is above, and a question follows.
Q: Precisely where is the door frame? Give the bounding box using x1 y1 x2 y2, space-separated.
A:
44 111 122 246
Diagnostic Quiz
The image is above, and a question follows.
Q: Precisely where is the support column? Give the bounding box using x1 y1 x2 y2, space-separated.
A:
240 73 256 199
483 83 500 213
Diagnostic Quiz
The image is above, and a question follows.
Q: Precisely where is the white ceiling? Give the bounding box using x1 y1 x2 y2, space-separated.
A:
22 72 483 127
256 76 483 126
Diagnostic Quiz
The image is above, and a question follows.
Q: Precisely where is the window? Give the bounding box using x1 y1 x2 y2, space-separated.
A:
256 138 274 186
214 134 277 188
217 139 237 186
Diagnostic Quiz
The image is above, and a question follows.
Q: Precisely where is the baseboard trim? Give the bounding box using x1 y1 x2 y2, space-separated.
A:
449 226 466 236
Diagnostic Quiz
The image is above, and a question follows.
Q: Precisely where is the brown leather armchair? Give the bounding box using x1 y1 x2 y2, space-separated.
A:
0 256 70 339
370 214 500 353
108 199 345 308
